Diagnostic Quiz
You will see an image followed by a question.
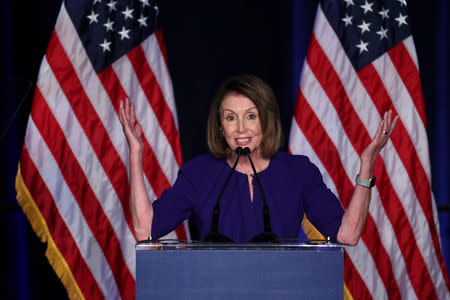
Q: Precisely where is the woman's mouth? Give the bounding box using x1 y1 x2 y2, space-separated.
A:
236 137 251 145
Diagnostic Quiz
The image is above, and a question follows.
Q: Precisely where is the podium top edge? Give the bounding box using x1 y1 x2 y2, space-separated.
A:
135 241 344 251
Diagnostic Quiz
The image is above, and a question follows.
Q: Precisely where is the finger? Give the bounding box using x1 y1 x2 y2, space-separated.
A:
127 98 134 123
374 123 382 140
135 122 143 139
123 98 128 122
389 115 399 135
374 112 385 139
386 110 392 130
384 110 390 129
384 111 390 136
118 100 124 124
120 102 134 136
130 102 136 125
384 111 396 136
380 111 390 138
125 98 132 123
119 100 130 128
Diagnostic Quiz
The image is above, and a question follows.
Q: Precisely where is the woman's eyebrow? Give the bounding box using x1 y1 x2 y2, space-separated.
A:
222 108 235 114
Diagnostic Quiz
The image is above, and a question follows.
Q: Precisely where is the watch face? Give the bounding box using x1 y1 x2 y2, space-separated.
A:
370 177 376 187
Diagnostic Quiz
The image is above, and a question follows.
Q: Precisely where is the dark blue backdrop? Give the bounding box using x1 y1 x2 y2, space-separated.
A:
1 0 448 299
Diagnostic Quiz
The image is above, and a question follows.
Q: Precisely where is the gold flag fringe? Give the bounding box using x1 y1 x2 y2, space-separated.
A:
15 164 85 300
301 214 353 300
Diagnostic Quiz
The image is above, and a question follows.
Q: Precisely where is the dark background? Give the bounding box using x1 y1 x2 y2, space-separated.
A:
1 0 448 299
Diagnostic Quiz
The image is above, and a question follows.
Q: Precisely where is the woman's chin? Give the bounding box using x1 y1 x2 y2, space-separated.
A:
236 144 250 149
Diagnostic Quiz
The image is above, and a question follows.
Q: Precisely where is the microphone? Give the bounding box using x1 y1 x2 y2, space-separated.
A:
203 147 244 242
244 147 278 243
235 146 245 156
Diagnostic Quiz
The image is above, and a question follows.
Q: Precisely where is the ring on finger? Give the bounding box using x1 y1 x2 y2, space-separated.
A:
382 130 388 135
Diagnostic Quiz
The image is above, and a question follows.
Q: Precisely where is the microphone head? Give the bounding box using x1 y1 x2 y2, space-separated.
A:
235 147 244 155
243 147 251 155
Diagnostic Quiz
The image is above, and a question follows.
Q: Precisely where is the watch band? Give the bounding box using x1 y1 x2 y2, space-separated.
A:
355 174 376 188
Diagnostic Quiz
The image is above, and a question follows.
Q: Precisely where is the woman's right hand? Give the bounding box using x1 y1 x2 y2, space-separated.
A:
119 98 153 240
119 98 144 155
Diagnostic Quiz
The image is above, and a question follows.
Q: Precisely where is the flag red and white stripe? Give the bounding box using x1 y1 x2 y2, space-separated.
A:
16 2 188 299
289 4 450 299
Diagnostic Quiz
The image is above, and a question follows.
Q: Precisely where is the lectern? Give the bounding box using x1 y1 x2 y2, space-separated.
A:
136 241 343 299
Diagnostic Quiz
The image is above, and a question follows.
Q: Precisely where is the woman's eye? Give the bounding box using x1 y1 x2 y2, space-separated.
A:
226 115 235 121
248 114 257 120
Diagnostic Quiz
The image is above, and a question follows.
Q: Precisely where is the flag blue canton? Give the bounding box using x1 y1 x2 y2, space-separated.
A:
322 0 411 70
66 0 159 73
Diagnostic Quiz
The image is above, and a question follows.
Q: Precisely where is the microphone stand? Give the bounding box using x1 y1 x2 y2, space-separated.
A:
244 147 278 242
203 147 244 242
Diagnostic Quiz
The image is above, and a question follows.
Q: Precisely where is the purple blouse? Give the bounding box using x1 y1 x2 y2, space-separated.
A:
151 151 344 242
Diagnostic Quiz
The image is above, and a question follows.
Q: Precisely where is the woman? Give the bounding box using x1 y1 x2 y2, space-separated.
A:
119 75 398 245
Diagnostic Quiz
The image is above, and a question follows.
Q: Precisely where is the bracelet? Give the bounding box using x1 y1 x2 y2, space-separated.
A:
355 174 376 189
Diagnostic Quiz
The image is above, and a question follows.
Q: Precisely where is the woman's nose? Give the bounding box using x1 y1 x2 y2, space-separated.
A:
237 119 246 133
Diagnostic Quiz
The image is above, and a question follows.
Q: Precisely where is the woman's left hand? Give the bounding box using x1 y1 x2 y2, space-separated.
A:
337 110 399 246
360 110 399 168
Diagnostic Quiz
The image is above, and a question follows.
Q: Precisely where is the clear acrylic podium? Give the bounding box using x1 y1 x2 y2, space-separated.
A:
136 241 343 299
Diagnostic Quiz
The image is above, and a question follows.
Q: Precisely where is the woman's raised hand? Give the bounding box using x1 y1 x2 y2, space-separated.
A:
361 110 399 168
119 98 153 240
119 98 144 155
337 110 399 246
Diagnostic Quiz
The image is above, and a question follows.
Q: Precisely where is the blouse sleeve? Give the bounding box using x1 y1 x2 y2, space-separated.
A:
302 159 344 242
151 167 195 239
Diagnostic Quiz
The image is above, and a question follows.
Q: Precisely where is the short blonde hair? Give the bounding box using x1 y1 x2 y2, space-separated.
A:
207 74 284 158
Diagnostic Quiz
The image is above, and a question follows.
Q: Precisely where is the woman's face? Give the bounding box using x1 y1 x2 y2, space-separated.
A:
220 93 263 155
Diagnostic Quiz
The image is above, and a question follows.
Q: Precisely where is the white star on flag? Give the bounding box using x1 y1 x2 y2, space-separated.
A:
356 39 369 53
99 38 111 52
343 0 354 7
107 0 117 12
118 26 131 40
357 20 371 34
376 26 388 39
122 6 134 20
379 7 390 19
103 18 114 32
360 1 374 14
342 14 353 26
139 0 150 7
87 10 99 24
395 13 408 26
138 15 148 27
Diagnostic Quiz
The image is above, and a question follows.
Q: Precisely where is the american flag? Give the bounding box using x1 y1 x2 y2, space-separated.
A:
15 0 188 299
289 0 450 299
